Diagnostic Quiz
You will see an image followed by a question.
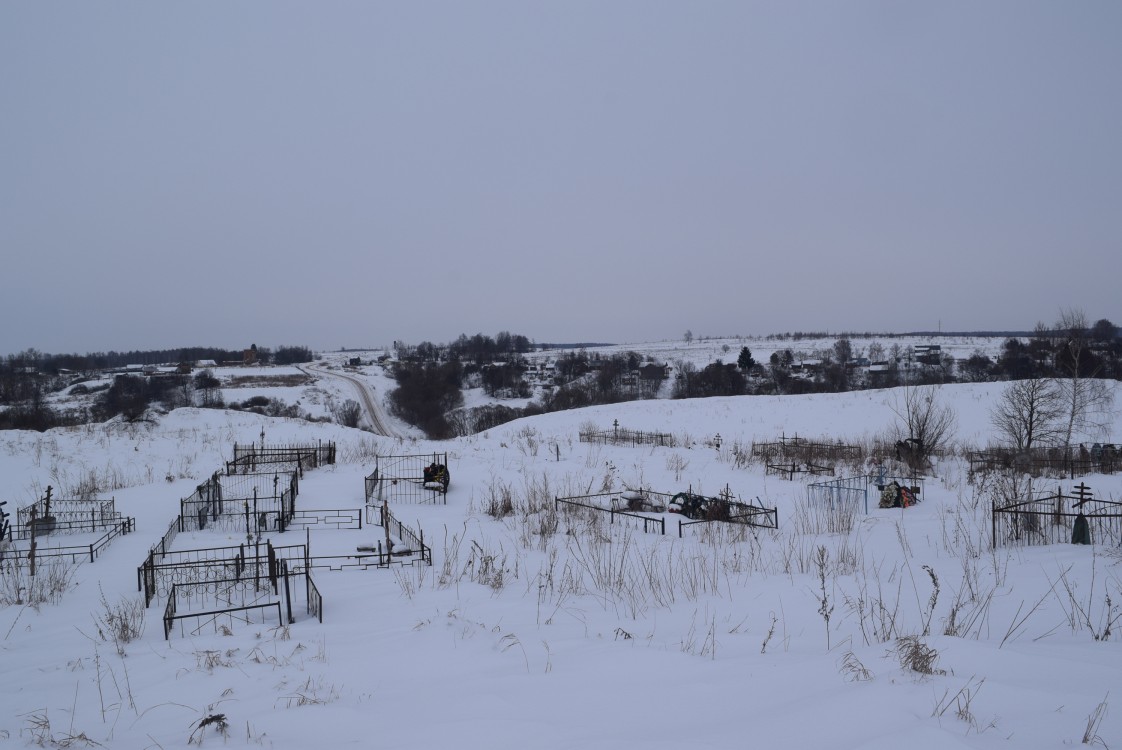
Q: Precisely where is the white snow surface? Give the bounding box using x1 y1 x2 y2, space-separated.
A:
2 379 1121 749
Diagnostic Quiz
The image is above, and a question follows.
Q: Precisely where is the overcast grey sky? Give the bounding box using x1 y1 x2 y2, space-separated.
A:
2 2 1119 355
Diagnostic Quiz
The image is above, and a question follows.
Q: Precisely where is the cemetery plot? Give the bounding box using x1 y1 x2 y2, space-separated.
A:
765 461 835 480
578 421 676 448
15 487 127 534
991 481 1122 548
555 487 778 538
752 433 862 464
1 487 135 571
364 453 449 504
140 445 431 637
226 440 336 475
807 473 926 515
180 471 299 534
162 557 320 639
969 444 1122 479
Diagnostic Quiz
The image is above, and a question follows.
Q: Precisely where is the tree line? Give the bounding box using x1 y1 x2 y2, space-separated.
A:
1 344 314 375
0 344 315 431
389 313 1120 440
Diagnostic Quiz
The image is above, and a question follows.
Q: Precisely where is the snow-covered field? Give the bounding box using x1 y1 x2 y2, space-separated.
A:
2 375 1121 749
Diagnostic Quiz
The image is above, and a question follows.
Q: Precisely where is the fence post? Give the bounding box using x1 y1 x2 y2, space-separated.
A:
991 501 997 550
28 505 37 578
283 561 294 624
268 542 277 591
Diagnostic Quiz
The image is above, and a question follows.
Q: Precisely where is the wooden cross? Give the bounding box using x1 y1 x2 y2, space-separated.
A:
1071 482 1094 509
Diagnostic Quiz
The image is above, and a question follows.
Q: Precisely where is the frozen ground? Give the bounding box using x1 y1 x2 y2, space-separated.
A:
1 377 1120 749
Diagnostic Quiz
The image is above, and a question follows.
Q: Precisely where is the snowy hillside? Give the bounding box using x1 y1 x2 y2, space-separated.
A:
1 381 1120 749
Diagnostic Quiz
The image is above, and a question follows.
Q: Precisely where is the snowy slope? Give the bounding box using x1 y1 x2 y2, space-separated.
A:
1 381 1120 749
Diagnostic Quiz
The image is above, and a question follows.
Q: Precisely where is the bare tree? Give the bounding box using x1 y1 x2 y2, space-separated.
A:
990 378 1065 451
333 399 363 429
1054 308 1114 447
192 369 221 407
892 385 958 466
1056 377 1113 447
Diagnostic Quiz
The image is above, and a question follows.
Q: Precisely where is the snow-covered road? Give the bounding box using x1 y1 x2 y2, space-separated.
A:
300 364 399 437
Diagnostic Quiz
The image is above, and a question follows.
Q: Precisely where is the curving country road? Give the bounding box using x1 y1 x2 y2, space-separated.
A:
300 364 399 437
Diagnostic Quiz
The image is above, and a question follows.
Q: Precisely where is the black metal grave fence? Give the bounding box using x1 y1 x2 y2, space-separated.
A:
139 540 307 607
969 445 1121 480
180 471 298 534
361 503 432 564
991 482 1122 548
673 494 779 537
807 474 926 515
227 441 335 475
16 494 119 532
752 434 863 464
578 423 676 448
1 517 135 568
162 555 324 638
555 491 670 535
554 488 779 537
365 453 448 504
766 462 836 480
